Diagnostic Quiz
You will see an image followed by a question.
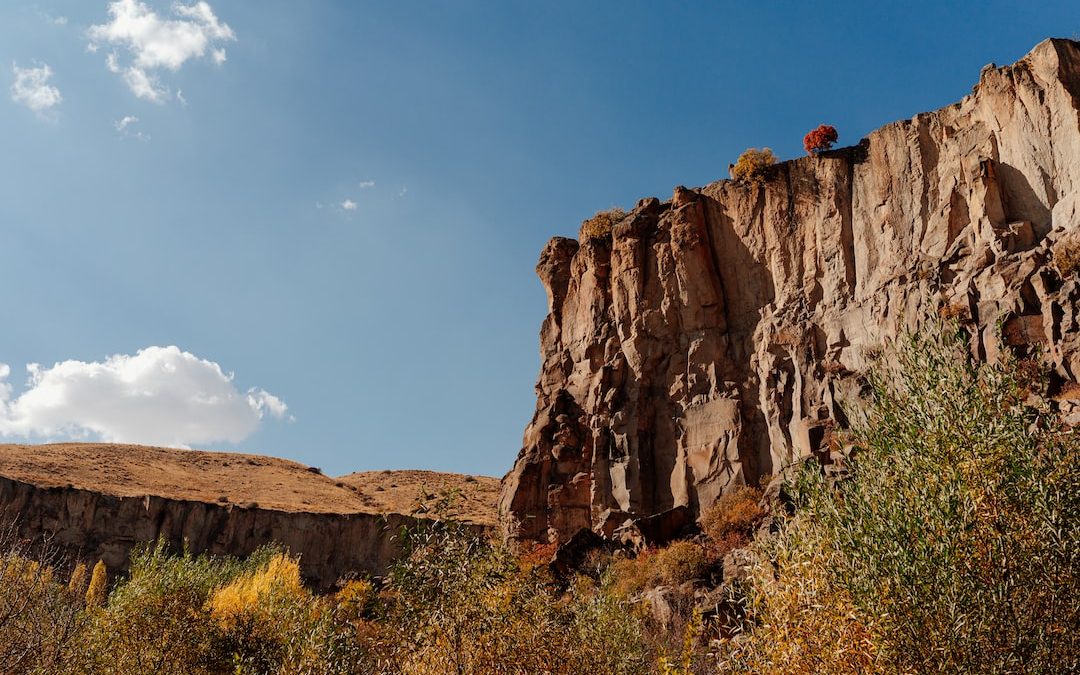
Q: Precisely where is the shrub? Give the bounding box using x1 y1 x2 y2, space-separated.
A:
715 513 884 674
715 327 1080 673
0 528 83 672
68 561 89 597
606 541 710 599
1055 237 1080 277
210 552 362 675
208 553 307 631
334 578 377 622
374 519 648 674
74 541 257 674
730 148 777 187
653 541 709 587
73 542 367 675
658 608 704 675
579 208 627 242
699 484 766 558
85 560 107 607
803 124 838 154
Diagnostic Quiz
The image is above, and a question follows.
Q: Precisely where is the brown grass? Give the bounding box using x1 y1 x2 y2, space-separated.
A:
0 443 498 524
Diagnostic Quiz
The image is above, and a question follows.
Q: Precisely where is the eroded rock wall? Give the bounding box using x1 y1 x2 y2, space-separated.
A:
0 476 425 590
501 38 1080 543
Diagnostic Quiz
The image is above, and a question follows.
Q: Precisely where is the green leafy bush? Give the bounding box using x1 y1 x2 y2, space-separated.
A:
373 519 648 674
716 328 1080 673
70 541 367 675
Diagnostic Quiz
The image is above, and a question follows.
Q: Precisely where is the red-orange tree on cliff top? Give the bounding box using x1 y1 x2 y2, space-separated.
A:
803 124 839 154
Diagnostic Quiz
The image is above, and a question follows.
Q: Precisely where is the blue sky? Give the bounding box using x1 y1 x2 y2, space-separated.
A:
1 1 1077 476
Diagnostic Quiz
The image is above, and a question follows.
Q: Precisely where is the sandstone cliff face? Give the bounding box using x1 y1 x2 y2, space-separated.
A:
501 39 1080 543
0 443 496 589
0 477 422 590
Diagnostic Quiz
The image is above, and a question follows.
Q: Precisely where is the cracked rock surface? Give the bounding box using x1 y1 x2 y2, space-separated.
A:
501 39 1080 543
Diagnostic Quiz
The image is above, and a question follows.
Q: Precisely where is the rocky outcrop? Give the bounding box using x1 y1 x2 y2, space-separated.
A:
0 476 420 590
501 38 1080 543
0 443 496 590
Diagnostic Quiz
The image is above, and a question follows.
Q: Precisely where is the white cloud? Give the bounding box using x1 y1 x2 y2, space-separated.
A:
359 180 375 189
0 364 10 403
398 187 408 198
41 12 68 26
341 199 358 211
114 114 150 140
123 65 166 102
114 115 137 131
0 346 288 448
88 0 236 103
10 62 62 116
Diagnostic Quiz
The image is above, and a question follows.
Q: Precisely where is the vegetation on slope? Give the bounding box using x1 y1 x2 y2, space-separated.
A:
716 329 1080 673
0 327 1076 673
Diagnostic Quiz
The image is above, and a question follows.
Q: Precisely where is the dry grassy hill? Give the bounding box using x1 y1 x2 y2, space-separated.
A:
0 443 499 522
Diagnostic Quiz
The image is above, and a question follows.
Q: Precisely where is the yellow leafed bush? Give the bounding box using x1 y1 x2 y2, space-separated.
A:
730 147 777 187
208 552 307 629
85 560 107 607
579 207 627 241
335 578 377 622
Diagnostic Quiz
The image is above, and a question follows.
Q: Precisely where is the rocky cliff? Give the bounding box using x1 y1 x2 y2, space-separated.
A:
0 444 497 589
500 38 1080 543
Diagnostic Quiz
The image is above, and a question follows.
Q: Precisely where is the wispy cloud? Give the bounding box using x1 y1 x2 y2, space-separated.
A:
88 0 236 104
341 199 358 211
0 346 289 448
114 114 150 141
359 180 376 189
40 11 68 26
398 186 408 198
10 62 62 118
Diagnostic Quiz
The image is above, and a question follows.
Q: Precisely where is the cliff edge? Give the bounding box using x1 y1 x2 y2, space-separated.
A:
0 443 498 589
501 38 1080 543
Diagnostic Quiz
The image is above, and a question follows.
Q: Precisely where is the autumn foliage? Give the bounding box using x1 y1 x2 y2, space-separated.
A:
730 148 777 187
579 207 627 242
803 124 838 154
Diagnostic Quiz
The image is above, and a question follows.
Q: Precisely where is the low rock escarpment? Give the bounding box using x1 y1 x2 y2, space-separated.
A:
0 443 498 589
501 38 1080 543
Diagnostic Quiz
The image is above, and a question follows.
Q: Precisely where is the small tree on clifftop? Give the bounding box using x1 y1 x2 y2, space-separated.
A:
579 208 627 241
731 148 777 187
803 124 839 154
